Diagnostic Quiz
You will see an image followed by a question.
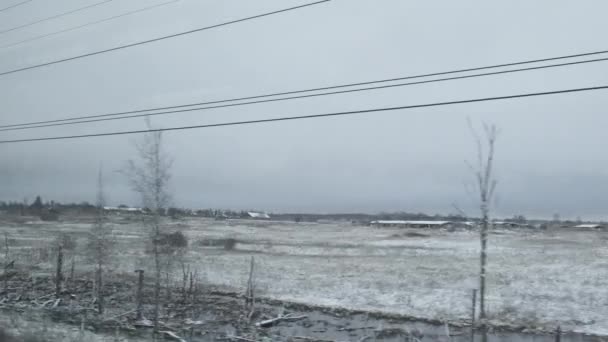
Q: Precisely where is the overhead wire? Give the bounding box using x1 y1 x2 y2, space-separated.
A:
2 53 608 132
1 85 607 144
0 0 113 35
0 0 331 78
0 0 32 13
0 0 180 50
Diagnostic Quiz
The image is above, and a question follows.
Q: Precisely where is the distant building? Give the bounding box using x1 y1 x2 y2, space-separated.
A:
370 220 451 228
103 206 143 214
573 223 604 229
247 211 270 220
492 221 532 228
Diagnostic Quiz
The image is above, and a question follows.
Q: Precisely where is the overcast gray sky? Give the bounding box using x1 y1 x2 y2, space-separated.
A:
1 0 608 219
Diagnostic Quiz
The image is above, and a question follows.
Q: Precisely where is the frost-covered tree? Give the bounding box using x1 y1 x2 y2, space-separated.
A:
124 119 172 334
467 121 498 325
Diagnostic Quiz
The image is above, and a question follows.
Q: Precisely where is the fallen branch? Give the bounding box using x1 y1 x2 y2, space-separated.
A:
159 330 187 342
102 309 137 322
292 336 336 342
338 326 375 331
283 314 307 322
228 336 260 342
133 319 153 328
39 299 54 308
35 293 54 301
159 322 177 332
184 318 204 326
255 313 307 328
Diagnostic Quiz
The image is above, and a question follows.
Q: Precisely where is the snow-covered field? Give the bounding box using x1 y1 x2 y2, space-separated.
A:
183 219 608 335
4 217 608 335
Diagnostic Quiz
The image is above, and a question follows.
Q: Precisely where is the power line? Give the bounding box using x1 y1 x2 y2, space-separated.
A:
3 48 608 129
0 0 32 13
0 0 113 35
1 85 607 144
0 0 331 78
3 54 608 132
0 0 180 50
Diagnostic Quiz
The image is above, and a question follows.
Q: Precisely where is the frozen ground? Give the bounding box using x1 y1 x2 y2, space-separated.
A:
2 216 608 335
0 308 137 341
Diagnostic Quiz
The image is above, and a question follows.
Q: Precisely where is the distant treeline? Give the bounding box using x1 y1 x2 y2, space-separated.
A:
269 212 470 223
0 196 93 219
0 197 255 220
1 197 580 224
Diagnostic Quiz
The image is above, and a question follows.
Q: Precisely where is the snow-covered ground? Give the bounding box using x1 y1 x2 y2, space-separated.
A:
182 219 608 335
4 217 608 335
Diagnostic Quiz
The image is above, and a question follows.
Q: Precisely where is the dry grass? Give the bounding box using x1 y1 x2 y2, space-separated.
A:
0 310 125 342
2 216 608 334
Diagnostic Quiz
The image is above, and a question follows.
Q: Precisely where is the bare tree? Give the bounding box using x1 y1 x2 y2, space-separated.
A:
124 120 172 335
245 256 257 320
55 243 63 298
3 232 10 293
466 120 498 326
86 166 114 314
20 197 27 216
53 233 77 298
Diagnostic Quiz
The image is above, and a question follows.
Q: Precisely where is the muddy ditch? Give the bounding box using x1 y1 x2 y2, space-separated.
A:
0 274 605 341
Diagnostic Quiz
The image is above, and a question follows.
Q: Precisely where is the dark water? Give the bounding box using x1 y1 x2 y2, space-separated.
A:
251 307 606 342
197 308 607 342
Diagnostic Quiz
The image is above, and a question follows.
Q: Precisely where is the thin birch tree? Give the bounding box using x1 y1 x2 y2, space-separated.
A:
124 119 172 336
466 120 498 326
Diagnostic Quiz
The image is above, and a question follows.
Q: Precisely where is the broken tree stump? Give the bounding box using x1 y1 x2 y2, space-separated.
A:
135 269 144 320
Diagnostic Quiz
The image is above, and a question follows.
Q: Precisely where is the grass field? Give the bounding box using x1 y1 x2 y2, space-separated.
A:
2 216 608 336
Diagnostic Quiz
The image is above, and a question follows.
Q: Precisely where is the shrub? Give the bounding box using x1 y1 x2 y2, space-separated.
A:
167 207 184 220
40 210 59 221
223 238 237 250
196 237 237 250
158 231 188 249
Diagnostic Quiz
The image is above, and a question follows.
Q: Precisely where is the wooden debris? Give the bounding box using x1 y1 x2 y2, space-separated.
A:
338 326 375 331
159 322 177 332
184 318 204 326
51 298 61 308
133 318 153 328
228 336 259 342
159 330 187 342
245 256 256 320
39 299 54 308
255 313 307 328
292 336 336 342
103 309 137 322
35 293 54 301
